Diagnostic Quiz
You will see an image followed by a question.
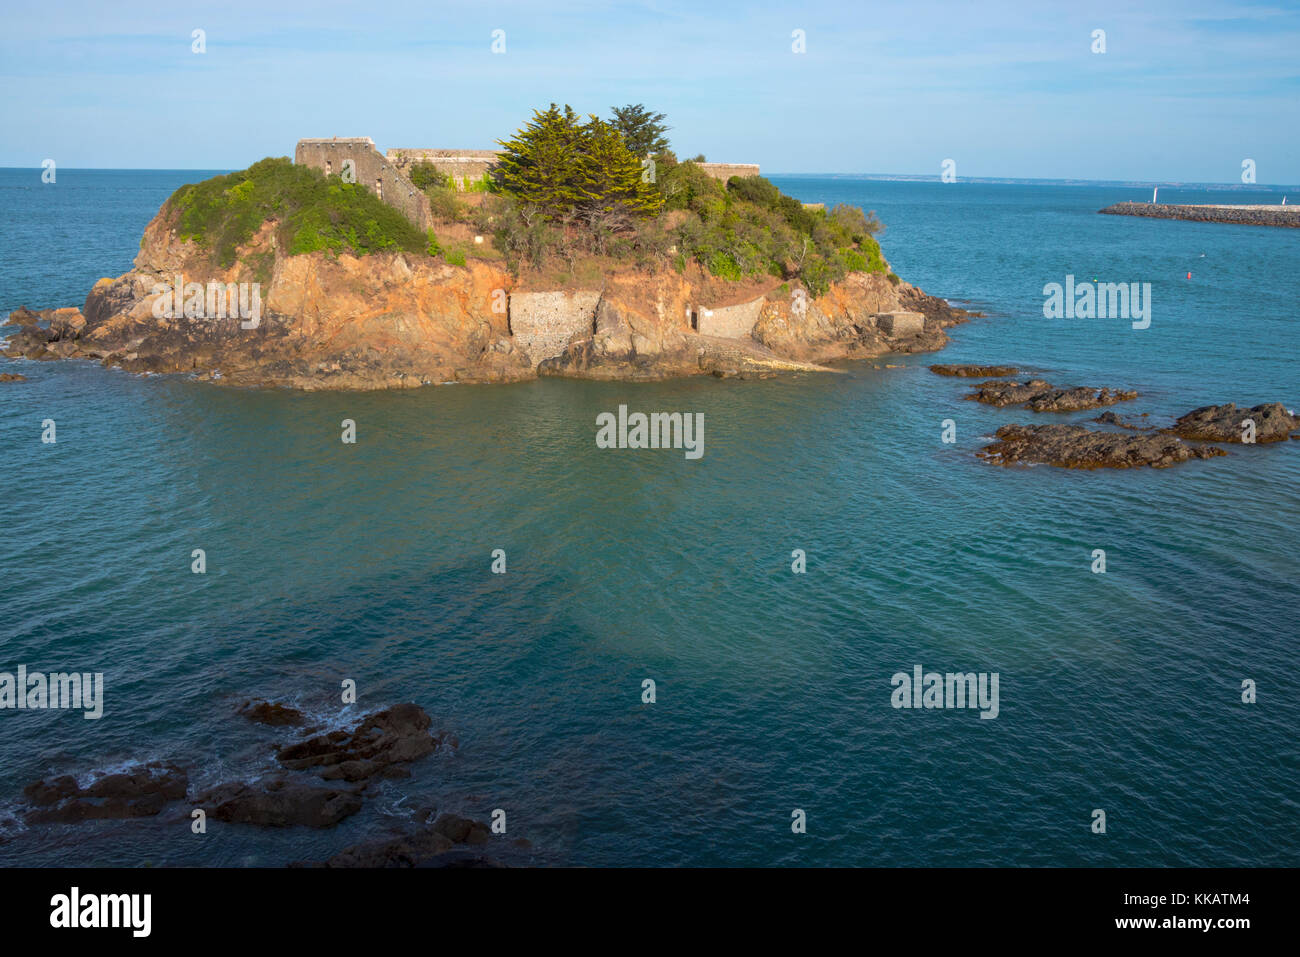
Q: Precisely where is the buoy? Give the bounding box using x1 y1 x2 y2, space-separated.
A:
1186 272 1191 279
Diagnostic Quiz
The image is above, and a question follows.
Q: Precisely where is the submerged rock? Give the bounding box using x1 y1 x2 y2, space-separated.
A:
1093 410 1150 429
432 812 492 846
978 424 1227 469
23 762 188 824
929 363 1019 378
316 828 456 867
0 373 26 383
415 850 506 868
238 699 306 726
312 813 496 868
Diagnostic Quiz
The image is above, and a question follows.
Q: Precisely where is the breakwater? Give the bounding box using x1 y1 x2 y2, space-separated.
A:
1099 201 1300 227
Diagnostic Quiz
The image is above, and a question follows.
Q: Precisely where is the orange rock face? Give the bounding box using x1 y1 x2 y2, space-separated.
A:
4 207 970 389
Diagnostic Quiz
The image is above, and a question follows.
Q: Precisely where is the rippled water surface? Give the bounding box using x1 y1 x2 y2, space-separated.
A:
0 169 1296 866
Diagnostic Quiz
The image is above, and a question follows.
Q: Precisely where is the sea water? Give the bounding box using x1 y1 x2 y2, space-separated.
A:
0 169 1295 866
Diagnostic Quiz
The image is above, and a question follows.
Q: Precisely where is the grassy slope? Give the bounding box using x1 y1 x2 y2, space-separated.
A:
168 157 428 268
163 157 890 298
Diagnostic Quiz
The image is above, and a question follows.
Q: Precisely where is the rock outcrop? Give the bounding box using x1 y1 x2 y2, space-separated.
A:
965 380 1138 412
929 363 1019 378
275 701 451 782
930 360 1296 471
1168 403 1299 444
21 764 189 821
978 424 1227 469
17 703 452 836
748 272 957 364
22 763 189 824
12 701 521 867
195 776 364 829
2 202 969 389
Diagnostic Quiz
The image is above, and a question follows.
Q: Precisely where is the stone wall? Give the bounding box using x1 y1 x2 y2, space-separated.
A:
386 151 759 189
295 138 432 231
875 311 925 337
697 163 760 182
696 297 764 338
509 291 601 365
387 149 502 190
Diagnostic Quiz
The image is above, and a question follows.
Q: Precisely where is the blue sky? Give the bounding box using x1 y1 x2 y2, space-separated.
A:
2 0 1297 181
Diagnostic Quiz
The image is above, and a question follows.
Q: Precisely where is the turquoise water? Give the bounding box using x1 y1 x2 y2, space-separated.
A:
0 169 1296 866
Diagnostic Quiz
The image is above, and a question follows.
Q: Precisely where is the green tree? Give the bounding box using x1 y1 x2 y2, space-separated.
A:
577 117 663 224
408 161 448 191
496 104 662 223
609 103 670 157
494 104 589 216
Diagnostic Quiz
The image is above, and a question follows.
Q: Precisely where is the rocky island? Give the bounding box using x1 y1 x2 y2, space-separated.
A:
2 105 969 389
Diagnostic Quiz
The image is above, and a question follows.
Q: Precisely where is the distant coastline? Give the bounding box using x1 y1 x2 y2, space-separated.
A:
772 171 1300 187
9 167 1300 194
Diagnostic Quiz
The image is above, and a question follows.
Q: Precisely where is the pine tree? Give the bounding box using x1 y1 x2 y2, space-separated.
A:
494 104 587 216
575 117 663 222
609 104 670 157
496 105 663 223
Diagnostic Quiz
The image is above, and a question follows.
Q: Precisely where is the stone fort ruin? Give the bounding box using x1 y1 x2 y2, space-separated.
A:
294 138 434 231
385 148 504 191
295 137 759 229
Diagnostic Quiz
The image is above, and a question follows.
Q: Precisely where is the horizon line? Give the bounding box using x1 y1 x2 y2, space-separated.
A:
2 166 1296 191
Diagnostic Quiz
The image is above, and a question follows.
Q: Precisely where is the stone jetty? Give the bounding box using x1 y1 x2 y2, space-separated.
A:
1099 202 1300 228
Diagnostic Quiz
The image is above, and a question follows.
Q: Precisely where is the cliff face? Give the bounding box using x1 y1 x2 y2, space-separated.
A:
4 205 970 389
